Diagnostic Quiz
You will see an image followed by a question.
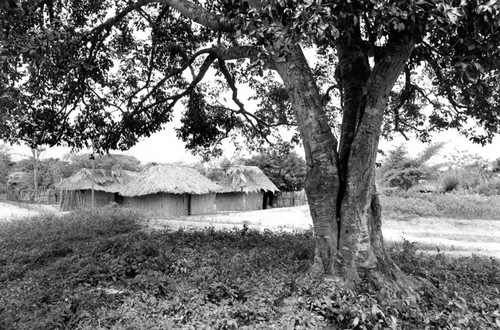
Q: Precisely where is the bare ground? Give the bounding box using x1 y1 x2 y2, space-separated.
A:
0 200 58 220
1 202 499 258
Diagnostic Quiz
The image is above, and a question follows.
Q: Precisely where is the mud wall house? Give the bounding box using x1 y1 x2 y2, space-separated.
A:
215 165 280 212
121 164 220 217
56 169 137 211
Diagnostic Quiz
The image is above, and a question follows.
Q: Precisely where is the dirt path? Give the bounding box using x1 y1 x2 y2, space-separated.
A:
148 206 500 258
2 202 499 258
0 201 58 221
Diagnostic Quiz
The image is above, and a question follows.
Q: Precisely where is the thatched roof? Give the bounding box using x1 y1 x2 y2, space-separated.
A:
121 164 221 197
215 165 279 193
56 168 138 193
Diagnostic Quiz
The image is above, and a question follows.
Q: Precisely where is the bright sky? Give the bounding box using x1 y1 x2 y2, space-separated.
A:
6 123 499 166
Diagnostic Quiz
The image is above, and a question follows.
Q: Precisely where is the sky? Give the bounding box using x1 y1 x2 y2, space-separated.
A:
6 121 500 166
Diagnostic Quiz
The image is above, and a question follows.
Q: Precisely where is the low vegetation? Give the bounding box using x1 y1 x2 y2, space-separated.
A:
1 208 499 329
380 191 500 220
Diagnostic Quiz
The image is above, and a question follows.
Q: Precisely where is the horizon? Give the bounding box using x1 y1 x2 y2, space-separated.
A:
4 125 500 166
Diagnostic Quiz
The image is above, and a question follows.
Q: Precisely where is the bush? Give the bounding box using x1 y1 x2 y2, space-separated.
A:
380 191 500 220
384 167 428 190
441 174 460 193
380 194 439 219
471 177 500 196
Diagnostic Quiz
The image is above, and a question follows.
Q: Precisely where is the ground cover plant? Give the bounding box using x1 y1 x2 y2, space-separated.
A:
1 209 499 329
380 192 500 221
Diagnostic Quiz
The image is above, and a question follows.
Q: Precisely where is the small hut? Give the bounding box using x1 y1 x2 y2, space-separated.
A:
214 165 280 211
57 168 137 211
121 164 220 217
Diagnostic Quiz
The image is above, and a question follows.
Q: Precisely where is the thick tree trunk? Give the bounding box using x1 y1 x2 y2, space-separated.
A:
273 39 416 289
337 39 416 287
273 45 341 276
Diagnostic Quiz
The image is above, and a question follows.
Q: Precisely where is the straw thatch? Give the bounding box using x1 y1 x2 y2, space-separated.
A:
57 168 138 193
215 165 279 193
121 164 221 197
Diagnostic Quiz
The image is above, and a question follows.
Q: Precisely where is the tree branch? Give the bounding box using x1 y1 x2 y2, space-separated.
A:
146 0 237 32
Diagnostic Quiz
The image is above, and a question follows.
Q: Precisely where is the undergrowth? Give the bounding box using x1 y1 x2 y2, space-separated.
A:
1 209 499 329
380 192 500 220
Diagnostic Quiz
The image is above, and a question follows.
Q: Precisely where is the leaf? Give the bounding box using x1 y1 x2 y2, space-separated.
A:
390 315 398 330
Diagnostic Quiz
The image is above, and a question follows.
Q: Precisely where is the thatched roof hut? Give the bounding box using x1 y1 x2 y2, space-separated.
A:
213 165 279 211
121 164 221 196
57 168 137 193
57 168 138 211
215 165 279 193
121 164 221 217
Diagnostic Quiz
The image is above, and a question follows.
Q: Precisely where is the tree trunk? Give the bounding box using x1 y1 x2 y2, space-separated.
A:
273 45 341 276
337 39 416 287
31 148 39 203
273 39 417 289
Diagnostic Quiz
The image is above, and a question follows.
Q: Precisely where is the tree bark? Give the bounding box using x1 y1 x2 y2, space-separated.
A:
274 39 417 289
337 38 416 286
273 45 341 276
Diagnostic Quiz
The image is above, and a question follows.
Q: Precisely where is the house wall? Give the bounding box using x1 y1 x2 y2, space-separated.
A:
60 190 115 211
124 193 188 217
190 194 216 215
124 193 217 217
215 192 264 211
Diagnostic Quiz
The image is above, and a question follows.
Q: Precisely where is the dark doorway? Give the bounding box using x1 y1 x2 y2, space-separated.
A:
263 191 274 209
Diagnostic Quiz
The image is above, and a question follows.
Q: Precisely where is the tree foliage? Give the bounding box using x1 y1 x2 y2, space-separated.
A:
0 145 14 193
61 153 143 175
379 142 444 190
14 157 63 191
244 149 306 191
1 0 499 152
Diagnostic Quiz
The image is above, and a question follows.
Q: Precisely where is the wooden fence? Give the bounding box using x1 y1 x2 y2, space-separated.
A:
273 190 308 208
6 188 60 205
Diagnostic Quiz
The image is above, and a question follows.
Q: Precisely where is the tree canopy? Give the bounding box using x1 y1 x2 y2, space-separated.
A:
61 153 143 174
244 149 306 191
1 0 499 152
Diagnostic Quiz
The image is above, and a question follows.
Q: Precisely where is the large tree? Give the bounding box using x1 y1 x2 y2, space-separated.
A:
2 0 500 289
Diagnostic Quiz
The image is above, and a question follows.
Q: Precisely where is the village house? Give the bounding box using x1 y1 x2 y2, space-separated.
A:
214 165 280 212
57 168 138 211
121 164 220 217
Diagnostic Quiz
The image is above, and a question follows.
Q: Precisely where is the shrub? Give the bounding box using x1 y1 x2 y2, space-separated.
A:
471 177 500 196
441 174 460 193
384 167 429 190
380 191 500 220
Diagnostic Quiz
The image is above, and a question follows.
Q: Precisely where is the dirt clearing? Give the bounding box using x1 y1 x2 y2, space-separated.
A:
148 206 500 258
2 202 499 258
0 201 58 221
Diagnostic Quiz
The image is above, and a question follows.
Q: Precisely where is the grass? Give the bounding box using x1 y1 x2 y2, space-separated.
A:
1 208 499 329
380 191 500 220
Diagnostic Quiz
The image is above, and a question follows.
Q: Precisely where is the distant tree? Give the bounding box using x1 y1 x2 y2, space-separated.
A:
61 153 142 176
441 151 493 192
493 157 500 173
0 145 14 193
244 150 306 192
14 157 62 191
380 143 444 190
